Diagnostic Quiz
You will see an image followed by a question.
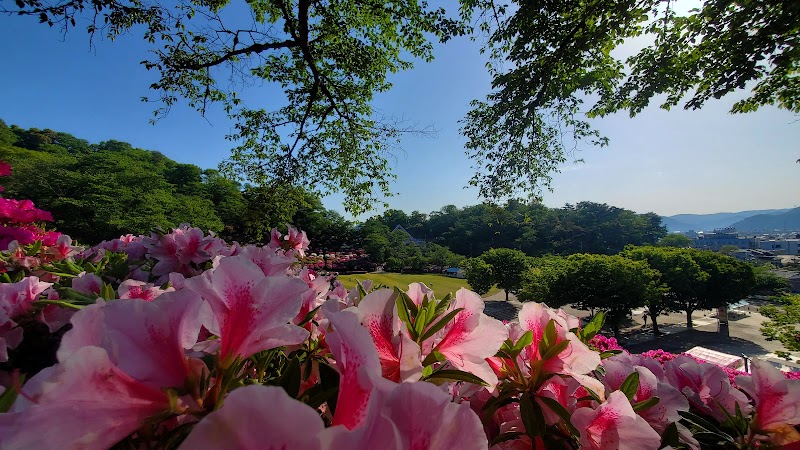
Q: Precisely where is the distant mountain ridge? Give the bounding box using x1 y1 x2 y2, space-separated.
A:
730 208 800 232
660 208 794 232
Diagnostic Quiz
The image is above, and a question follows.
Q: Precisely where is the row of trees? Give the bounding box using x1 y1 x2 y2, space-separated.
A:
0 121 352 247
465 245 763 338
362 201 667 258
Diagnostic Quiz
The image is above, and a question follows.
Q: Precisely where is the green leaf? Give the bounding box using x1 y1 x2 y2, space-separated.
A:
512 330 533 353
423 369 487 386
278 357 302 399
434 293 452 315
305 386 339 410
541 340 569 361
537 395 579 436
519 392 545 437
419 308 463 343
619 372 640 401
357 281 368 300
598 349 623 359
0 376 23 412
678 410 735 442
543 320 557 347
298 305 321 326
101 283 116 300
632 396 659 412
421 350 447 367
33 300 84 310
660 422 680 448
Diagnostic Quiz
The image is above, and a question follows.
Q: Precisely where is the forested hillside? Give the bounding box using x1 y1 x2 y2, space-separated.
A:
0 119 352 246
360 201 667 258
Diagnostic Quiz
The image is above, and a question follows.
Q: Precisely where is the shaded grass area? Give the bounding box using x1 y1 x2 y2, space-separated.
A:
336 273 500 298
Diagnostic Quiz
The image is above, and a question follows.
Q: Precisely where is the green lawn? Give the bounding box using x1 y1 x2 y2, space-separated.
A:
336 273 500 298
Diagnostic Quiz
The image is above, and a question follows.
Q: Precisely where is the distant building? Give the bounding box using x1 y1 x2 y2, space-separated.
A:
731 249 782 265
392 225 426 246
692 228 752 251
446 267 466 278
754 238 800 255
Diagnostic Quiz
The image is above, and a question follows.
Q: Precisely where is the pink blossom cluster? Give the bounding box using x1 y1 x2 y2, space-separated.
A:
0 162 62 251
0 227 799 449
588 333 624 352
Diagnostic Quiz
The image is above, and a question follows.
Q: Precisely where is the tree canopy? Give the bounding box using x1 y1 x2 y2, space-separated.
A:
6 0 796 209
4 0 466 215
460 0 800 200
521 253 659 338
761 294 800 352
0 119 349 245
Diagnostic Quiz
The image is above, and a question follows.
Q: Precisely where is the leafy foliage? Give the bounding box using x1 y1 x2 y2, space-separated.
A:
761 294 800 352
0 120 350 244
460 0 800 201
521 253 658 337
4 0 466 214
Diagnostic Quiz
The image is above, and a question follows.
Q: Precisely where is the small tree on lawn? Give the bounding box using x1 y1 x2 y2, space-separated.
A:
542 254 659 339
480 248 529 301
462 257 494 296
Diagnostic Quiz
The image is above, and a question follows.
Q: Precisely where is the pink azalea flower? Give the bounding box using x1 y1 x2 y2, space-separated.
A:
0 276 52 320
0 346 170 450
47 234 80 260
352 289 422 382
516 302 601 380
58 290 204 389
38 304 75 333
118 279 167 301
0 161 11 177
185 254 310 365
664 355 751 423
239 244 296 276
143 231 181 276
71 271 104 296
377 380 488 450
285 226 310 257
406 282 433 307
179 385 325 450
323 309 488 450
325 309 387 429
536 375 586 425
736 359 800 432
601 360 688 433
422 288 507 387
173 226 207 265
571 391 662 450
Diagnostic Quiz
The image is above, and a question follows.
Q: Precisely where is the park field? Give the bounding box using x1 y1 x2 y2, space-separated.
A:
336 273 500 298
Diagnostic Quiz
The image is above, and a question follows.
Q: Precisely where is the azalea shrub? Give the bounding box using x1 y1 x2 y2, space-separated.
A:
0 164 799 449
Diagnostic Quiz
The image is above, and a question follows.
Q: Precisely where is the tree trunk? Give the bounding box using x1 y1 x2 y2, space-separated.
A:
612 321 621 340
686 309 694 329
650 312 660 335
505 289 509 302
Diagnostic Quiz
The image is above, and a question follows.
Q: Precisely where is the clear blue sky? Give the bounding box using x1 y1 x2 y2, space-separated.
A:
1 11 798 220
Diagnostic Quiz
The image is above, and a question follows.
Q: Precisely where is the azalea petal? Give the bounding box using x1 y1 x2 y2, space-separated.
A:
58 290 203 388
185 255 309 362
0 346 168 450
326 310 387 429
179 385 324 450
382 381 488 450
737 359 800 431
406 282 433 307
432 289 507 385
571 391 661 450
